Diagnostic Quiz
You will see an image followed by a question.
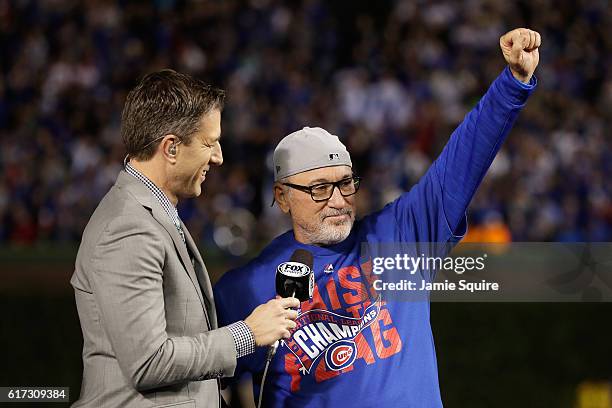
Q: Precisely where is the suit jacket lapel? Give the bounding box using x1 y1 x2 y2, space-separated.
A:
181 222 218 329
116 171 208 317
151 205 209 312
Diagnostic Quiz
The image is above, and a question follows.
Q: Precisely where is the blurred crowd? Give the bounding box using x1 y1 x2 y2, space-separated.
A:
1 0 610 254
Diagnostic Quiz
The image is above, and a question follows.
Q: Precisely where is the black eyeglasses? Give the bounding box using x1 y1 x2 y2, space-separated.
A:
282 176 362 202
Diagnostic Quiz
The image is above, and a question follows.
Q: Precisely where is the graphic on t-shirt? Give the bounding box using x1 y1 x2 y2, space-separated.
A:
283 296 382 374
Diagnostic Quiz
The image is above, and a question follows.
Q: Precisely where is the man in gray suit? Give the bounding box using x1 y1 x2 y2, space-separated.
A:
71 70 299 408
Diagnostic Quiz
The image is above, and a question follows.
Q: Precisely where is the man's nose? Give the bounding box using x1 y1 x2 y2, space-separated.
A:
326 185 347 207
211 143 223 166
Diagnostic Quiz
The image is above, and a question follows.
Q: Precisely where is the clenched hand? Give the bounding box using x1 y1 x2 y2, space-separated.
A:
500 28 541 84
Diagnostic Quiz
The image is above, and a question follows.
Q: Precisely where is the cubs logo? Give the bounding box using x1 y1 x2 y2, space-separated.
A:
324 340 357 371
282 296 382 374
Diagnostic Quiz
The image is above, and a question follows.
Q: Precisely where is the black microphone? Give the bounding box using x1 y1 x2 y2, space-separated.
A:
268 249 314 360
276 249 314 301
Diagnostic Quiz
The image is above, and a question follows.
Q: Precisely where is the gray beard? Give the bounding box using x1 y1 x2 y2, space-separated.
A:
301 214 354 246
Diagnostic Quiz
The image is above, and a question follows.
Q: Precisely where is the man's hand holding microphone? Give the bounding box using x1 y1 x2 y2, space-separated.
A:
244 297 299 346
244 249 313 349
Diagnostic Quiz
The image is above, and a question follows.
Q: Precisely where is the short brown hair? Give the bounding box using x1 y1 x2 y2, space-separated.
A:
121 69 225 160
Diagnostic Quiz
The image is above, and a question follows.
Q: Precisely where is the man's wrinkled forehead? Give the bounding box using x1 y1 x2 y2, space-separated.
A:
287 165 353 184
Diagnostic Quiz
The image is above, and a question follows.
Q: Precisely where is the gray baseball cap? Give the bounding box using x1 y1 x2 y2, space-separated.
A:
273 127 352 182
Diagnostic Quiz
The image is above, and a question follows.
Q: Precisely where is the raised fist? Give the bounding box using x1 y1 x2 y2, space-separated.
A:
500 28 541 84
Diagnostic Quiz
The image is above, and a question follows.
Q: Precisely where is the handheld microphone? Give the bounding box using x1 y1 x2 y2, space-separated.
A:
260 249 314 408
268 249 314 359
275 249 314 301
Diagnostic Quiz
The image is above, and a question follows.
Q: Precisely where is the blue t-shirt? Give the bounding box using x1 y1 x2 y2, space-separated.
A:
214 67 536 408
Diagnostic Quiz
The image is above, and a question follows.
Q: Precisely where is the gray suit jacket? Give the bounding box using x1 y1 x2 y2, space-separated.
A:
71 170 236 408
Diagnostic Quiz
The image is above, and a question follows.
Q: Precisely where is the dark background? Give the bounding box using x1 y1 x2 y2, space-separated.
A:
1 0 611 406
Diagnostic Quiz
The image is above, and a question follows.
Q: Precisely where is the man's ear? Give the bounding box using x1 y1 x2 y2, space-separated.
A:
274 183 290 214
159 135 178 163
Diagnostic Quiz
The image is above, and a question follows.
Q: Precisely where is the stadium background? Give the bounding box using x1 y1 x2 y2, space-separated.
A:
0 0 610 406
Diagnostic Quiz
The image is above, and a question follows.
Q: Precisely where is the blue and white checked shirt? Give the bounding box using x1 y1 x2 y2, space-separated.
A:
125 162 255 358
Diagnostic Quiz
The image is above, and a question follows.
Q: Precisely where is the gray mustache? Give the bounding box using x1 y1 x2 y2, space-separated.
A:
321 209 353 219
